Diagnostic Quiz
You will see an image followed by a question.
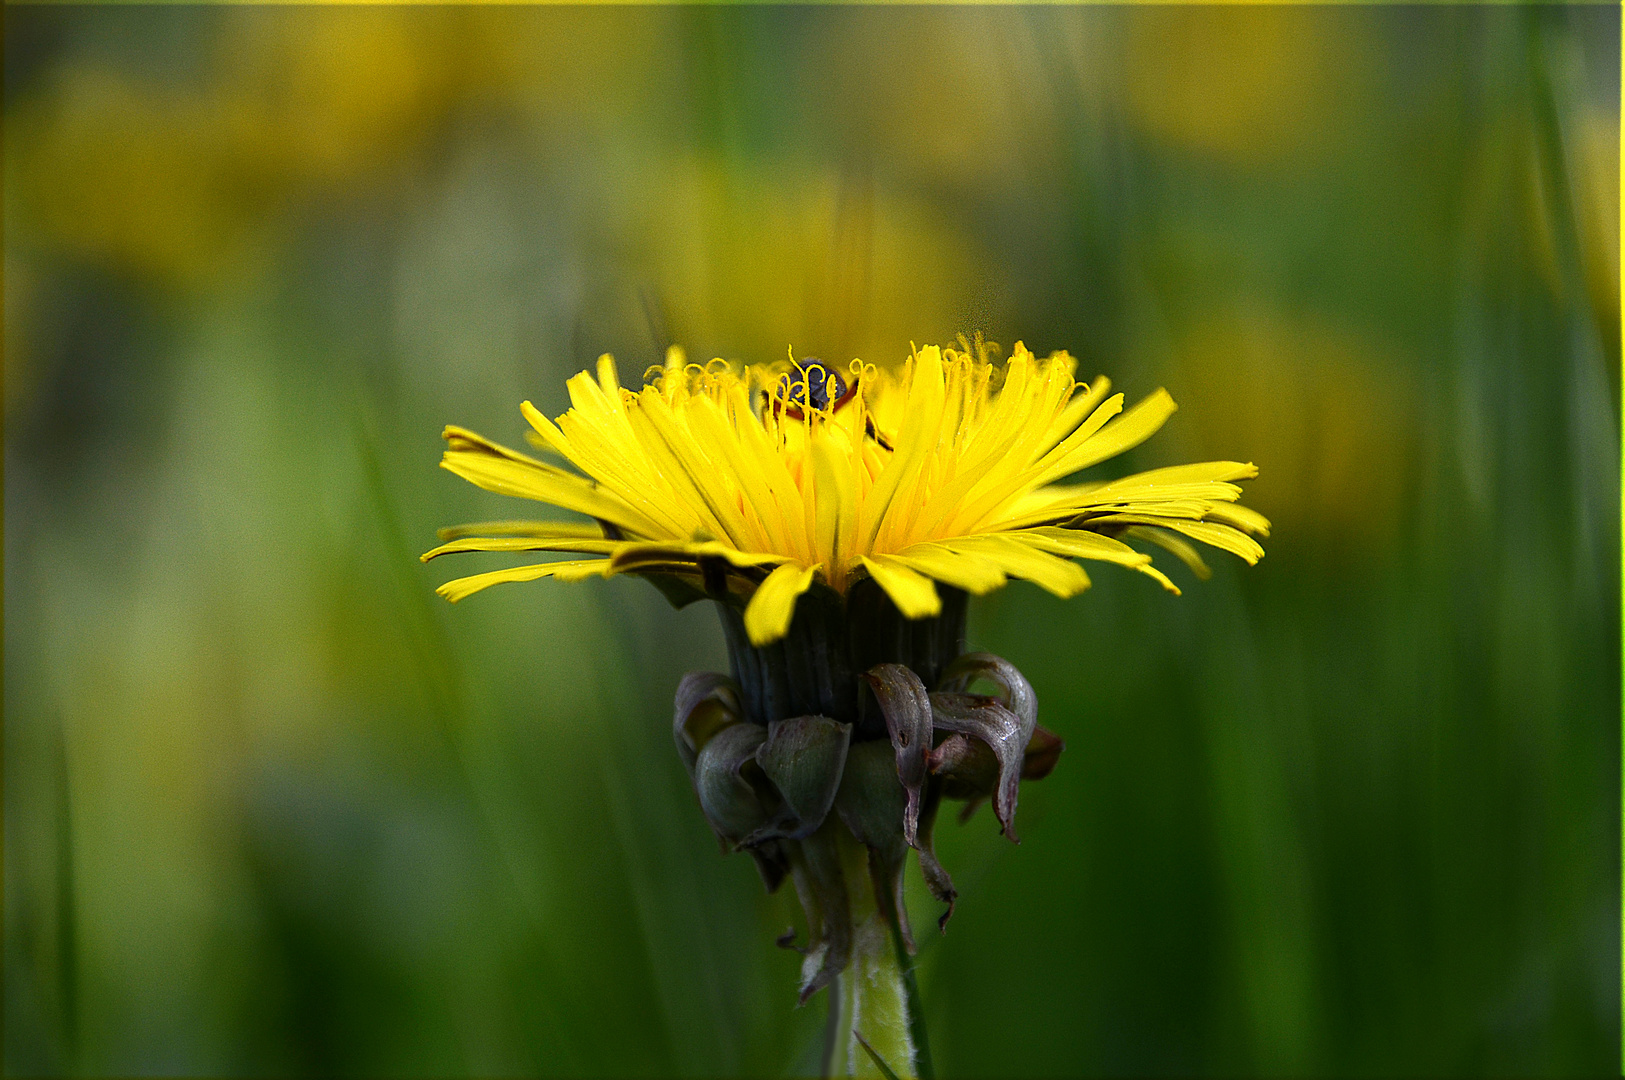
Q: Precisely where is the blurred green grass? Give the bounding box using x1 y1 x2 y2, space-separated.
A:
4 5 1618 1077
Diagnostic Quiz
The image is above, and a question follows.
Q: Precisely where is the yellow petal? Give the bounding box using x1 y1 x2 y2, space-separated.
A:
435 559 612 603
1033 375 1112 458
441 425 553 467
997 459 1260 529
743 562 821 646
686 391 790 554
434 520 607 542
810 426 858 585
1134 561 1182 595
1205 502 1273 536
421 536 622 562
1122 525 1212 581
1014 526 1182 594
1014 526 1152 567
1071 498 1218 522
941 535 1090 598
566 367 617 417
439 452 641 533
860 346 946 552
552 560 615 582
1086 514 1267 564
858 555 941 619
731 389 818 563
520 400 574 455
609 540 788 572
1023 392 1125 478
624 391 739 543
551 407 695 538
1103 460 1258 488
887 542 1008 595
596 354 623 400
438 422 662 536
942 391 1127 536
1033 388 1177 486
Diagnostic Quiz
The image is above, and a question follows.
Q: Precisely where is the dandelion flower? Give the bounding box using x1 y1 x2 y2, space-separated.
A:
425 339 1268 644
427 337 1268 1073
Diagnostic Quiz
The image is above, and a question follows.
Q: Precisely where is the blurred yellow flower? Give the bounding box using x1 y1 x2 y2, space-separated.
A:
426 341 1268 645
1124 6 1359 168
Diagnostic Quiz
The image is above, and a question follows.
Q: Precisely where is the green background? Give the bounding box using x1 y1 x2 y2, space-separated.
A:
4 5 1619 1076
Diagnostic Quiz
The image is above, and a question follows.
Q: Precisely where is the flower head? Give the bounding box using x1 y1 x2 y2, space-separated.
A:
425 339 1268 644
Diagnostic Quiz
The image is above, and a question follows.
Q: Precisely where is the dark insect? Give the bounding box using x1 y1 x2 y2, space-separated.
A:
771 357 893 451
774 358 855 417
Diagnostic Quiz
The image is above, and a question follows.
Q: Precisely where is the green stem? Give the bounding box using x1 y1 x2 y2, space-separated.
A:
823 962 853 1079
828 916 915 1078
822 833 919 1078
889 918 934 1080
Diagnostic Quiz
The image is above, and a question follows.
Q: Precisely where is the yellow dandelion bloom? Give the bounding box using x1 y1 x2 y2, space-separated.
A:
425 340 1269 646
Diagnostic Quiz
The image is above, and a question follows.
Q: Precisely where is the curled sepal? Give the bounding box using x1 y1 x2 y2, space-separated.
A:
931 724 1066 797
927 733 996 803
673 671 744 778
834 741 915 954
693 722 772 843
788 820 853 1005
938 651 1037 728
928 691 1036 843
916 783 957 932
1022 724 1065 781
861 663 933 848
745 716 853 845
941 723 1066 825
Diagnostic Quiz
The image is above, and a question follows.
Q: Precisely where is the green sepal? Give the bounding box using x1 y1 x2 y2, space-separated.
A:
861 664 933 848
834 742 910 854
694 722 773 843
673 671 743 777
835 740 915 954
789 820 853 1005
746 716 852 844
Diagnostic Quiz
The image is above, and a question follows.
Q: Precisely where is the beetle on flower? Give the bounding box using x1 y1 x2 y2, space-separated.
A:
426 338 1267 1077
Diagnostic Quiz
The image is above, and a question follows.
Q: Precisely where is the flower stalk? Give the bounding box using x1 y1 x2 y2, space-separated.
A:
671 578 1066 1076
824 823 916 1079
